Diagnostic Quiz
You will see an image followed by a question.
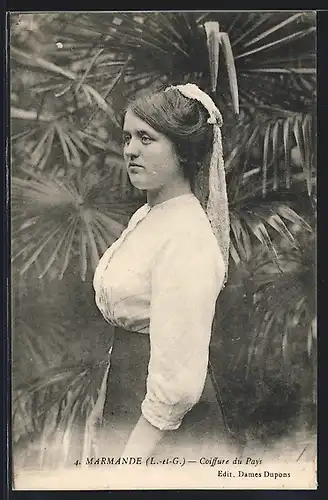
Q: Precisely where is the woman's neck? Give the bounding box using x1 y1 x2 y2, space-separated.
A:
146 180 192 208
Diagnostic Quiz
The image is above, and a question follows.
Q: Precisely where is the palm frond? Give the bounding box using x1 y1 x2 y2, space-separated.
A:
11 46 123 128
12 317 68 388
220 32 239 114
12 111 124 171
234 27 315 61
242 232 315 371
230 200 311 266
226 110 315 198
204 21 221 93
12 13 316 197
13 350 112 467
12 164 130 280
241 13 305 48
11 107 57 122
12 13 316 110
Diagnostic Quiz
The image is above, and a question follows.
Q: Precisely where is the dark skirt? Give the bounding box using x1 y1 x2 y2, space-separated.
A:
99 327 229 459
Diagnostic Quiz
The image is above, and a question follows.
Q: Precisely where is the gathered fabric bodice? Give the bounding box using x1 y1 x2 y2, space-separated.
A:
93 193 225 431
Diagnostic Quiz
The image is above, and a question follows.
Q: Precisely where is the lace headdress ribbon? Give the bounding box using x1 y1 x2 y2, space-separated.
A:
165 83 230 284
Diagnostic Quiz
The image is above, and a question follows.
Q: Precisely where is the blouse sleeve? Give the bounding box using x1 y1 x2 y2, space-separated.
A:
141 233 224 431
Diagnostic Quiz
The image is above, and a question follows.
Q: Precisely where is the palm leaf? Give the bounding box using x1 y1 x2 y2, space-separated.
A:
239 232 315 372
242 13 305 48
82 355 111 463
28 125 54 166
55 122 72 164
229 13 273 47
79 226 88 282
18 223 64 276
244 218 282 272
37 126 56 170
229 240 241 265
82 211 100 269
262 123 271 197
58 216 80 279
283 117 293 188
271 120 280 191
14 368 77 397
293 115 313 195
38 218 77 279
230 200 311 266
11 106 57 122
11 47 122 129
265 213 295 245
54 82 74 98
13 13 316 111
230 212 252 262
204 21 221 93
247 311 276 372
12 165 128 280
74 48 104 94
220 32 239 114
13 351 113 467
68 130 91 155
234 27 315 61
276 205 312 231
11 47 77 80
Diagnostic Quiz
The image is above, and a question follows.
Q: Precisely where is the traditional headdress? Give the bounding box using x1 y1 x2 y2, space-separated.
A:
165 83 230 284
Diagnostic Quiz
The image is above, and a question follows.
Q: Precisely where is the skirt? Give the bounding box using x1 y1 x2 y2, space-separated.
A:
98 326 229 459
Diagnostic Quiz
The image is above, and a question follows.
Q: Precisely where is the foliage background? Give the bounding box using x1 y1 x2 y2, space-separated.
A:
10 11 316 468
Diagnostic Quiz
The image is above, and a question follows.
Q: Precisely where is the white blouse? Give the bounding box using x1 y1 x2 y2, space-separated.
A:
93 193 225 431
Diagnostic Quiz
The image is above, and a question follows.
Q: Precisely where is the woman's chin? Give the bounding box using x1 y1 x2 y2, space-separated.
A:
128 175 151 191
129 179 148 190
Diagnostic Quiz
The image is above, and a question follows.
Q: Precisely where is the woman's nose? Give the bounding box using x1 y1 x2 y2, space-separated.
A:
124 138 140 158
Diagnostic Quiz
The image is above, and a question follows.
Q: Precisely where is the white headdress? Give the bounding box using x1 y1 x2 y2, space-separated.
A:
165 83 230 284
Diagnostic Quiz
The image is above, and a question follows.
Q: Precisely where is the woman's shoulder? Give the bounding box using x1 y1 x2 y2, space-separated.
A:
156 226 225 290
165 198 216 240
159 204 224 264
129 203 150 224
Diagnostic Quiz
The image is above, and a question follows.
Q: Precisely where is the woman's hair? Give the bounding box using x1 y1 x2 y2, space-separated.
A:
123 87 213 190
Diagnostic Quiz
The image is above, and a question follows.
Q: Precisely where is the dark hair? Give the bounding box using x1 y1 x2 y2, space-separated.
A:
123 87 213 190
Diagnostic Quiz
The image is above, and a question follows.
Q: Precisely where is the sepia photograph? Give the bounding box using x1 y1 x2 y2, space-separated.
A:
9 11 317 490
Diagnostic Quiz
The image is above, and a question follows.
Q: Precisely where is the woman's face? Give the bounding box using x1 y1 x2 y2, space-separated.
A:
122 109 182 191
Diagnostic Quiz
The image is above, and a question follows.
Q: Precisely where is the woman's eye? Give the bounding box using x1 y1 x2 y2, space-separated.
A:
141 135 152 144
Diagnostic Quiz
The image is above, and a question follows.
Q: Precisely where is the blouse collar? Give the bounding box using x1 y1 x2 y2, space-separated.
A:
146 193 197 212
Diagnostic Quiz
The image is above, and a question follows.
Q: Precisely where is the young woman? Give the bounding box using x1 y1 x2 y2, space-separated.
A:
93 83 230 460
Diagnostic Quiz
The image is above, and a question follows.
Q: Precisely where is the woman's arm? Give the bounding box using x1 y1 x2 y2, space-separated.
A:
139 233 224 446
122 414 166 458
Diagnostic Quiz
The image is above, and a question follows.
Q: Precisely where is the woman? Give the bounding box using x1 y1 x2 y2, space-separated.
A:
93 83 230 460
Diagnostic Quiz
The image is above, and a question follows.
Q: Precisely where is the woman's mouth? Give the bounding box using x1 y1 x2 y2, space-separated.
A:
128 163 145 172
